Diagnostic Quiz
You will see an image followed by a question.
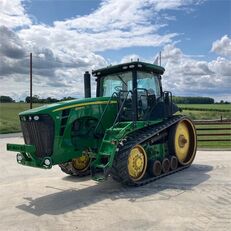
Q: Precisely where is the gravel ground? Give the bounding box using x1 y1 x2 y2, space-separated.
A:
0 136 230 231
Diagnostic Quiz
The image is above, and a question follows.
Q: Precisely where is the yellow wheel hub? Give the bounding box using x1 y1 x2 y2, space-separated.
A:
72 152 90 172
174 119 197 165
175 121 190 162
128 145 147 181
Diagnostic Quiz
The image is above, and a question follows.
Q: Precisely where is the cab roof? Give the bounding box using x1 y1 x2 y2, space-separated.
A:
92 61 165 77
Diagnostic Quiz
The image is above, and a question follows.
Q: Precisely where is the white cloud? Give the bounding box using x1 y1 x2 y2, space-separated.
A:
160 44 231 101
0 0 31 28
151 0 200 11
2 0 227 102
211 35 231 57
54 0 193 31
0 26 26 59
209 57 231 76
119 43 231 101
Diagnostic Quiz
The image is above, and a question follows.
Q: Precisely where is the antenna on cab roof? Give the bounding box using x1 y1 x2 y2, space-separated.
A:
153 51 162 66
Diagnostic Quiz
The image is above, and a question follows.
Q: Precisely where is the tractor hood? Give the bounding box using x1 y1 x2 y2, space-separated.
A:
19 97 114 116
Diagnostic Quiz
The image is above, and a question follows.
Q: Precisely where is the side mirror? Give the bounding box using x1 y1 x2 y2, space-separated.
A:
148 94 156 107
137 89 148 111
164 92 170 104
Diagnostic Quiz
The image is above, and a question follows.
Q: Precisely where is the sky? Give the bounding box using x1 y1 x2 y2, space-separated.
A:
0 0 230 102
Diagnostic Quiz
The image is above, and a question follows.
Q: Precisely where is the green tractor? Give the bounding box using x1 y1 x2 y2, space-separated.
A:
7 61 197 186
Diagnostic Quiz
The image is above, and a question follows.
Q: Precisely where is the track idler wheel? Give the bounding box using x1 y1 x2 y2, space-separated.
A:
111 144 148 185
59 152 90 177
170 156 178 170
162 158 170 173
72 153 90 173
127 145 148 182
169 118 197 166
148 160 162 176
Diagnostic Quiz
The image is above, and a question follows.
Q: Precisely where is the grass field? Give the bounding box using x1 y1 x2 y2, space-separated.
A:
177 103 231 120
178 110 231 120
177 103 231 111
0 103 43 134
0 102 230 149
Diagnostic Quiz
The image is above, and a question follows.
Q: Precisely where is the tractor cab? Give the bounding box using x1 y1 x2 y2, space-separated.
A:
92 61 178 122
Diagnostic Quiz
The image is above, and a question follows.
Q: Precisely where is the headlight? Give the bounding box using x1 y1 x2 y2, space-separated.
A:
34 115 39 121
44 158 51 166
17 153 23 162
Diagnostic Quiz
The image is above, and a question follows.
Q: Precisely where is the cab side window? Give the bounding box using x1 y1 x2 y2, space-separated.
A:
137 72 161 98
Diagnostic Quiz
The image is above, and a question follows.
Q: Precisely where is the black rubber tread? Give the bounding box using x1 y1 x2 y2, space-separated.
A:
59 162 90 177
111 115 193 186
59 162 73 175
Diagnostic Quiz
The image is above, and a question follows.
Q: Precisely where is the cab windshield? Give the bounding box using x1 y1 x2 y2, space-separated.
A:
100 71 160 97
100 72 132 97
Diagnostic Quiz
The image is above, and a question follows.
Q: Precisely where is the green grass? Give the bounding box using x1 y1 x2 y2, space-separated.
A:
0 103 230 149
179 110 231 120
176 104 231 120
177 103 231 111
0 103 43 134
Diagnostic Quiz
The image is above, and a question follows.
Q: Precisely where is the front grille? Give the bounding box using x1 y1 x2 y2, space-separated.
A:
20 115 54 158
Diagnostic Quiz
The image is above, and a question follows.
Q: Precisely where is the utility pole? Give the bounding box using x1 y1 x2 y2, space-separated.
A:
30 53 32 109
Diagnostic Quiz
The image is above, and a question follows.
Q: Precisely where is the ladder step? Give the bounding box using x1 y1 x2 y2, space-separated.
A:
100 152 111 156
96 164 107 169
92 175 106 182
109 128 121 131
103 140 112 144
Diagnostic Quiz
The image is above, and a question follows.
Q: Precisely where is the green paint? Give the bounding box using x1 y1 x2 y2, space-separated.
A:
8 97 118 168
145 143 168 161
7 61 182 182
7 143 36 154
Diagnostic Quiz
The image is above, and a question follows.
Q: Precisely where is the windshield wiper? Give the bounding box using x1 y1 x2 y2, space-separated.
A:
116 74 127 86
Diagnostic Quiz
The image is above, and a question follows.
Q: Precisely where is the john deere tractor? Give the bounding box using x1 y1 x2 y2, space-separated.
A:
7 61 197 186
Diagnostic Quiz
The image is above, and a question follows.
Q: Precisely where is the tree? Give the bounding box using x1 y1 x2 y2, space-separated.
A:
25 95 59 103
0 96 15 103
61 96 76 101
173 96 214 104
25 95 40 103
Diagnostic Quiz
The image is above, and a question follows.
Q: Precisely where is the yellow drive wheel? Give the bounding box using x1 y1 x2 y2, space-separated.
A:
128 145 148 181
169 118 197 166
72 152 90 172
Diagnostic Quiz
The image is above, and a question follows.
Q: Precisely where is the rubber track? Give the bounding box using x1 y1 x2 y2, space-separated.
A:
112 115 191 186
59 162 90 177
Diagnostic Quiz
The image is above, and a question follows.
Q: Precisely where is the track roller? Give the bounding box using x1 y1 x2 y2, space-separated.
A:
170 156 178 170
148 160 162 176
162 158 170 173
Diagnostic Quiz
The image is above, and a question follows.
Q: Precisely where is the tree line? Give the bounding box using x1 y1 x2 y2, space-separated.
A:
172 96 215 104
0 95 76 103
0 95 230 104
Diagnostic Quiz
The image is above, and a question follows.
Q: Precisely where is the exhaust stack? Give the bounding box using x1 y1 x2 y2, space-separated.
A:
84 71 91 98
